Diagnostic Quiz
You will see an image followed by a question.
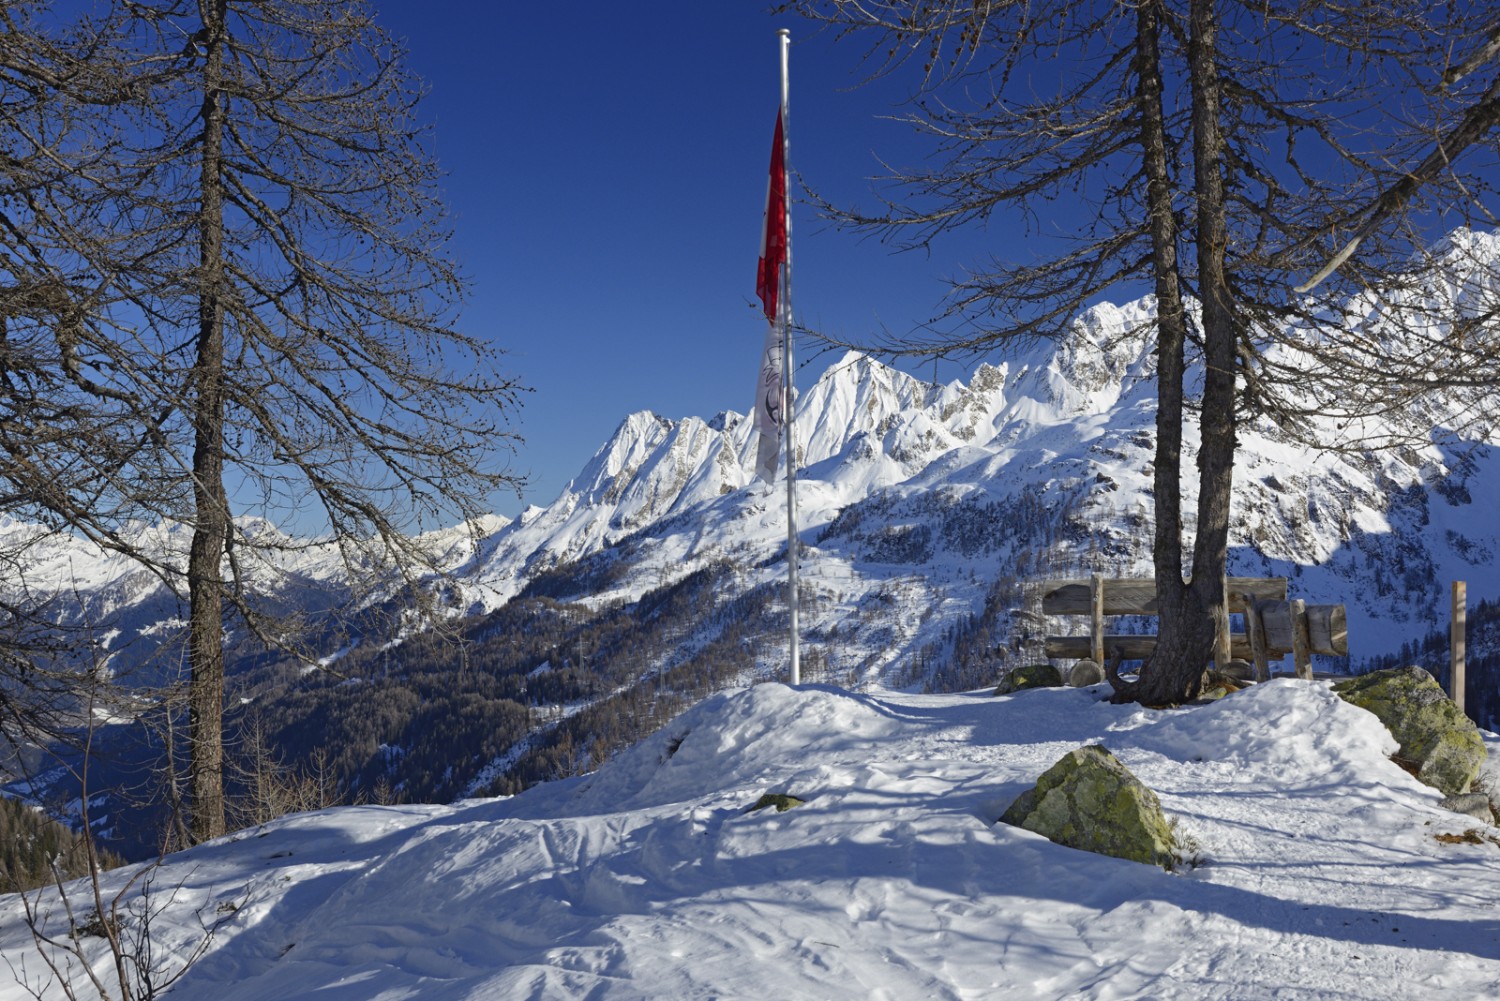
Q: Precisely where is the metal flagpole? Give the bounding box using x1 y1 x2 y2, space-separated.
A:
778 27 800 686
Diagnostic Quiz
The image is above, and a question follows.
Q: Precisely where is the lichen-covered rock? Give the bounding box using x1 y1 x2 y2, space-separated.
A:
747 793 804 814
1068 659 1105 687
994 663 1063 696
999 745 1176 868
1331 666 1486 797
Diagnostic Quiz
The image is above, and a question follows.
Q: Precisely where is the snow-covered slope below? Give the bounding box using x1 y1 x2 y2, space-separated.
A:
4 679 1498 1000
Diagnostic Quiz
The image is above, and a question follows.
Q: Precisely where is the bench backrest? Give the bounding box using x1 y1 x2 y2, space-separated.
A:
1038 577 1288 616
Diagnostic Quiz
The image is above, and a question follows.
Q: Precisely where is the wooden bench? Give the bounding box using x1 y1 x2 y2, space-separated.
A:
1039 575 1347 681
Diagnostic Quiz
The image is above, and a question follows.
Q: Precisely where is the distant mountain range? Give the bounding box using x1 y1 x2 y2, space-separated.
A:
13 230 1500 679
9 228 1500 853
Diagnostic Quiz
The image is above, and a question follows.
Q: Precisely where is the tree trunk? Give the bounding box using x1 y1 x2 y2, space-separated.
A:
186 0 229 844
1158 0 1242 705
1182 0 1237 697
1110 0 1212 705
1109 0 1237 706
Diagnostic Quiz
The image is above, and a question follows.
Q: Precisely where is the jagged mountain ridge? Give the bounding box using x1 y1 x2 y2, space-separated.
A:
9 231 1500 687
11 231 1500 855
444 230 1500 677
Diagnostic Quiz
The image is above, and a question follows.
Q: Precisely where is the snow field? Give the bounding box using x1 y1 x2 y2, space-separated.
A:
2 680 1499 999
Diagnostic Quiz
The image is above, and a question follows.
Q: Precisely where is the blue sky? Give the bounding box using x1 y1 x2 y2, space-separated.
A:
376 2 1017 518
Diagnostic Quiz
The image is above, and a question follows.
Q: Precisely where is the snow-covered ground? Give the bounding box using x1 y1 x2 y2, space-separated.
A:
3 678 1499 1000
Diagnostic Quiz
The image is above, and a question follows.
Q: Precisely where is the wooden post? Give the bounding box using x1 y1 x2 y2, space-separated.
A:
1452 580 1467 715
1213 573 1232 669
1090 573 1105 666
1289 598 1312 680
1242 593 1270 683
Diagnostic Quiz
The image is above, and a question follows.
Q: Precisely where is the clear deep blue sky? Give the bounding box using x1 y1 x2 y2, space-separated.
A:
375 2 1017 519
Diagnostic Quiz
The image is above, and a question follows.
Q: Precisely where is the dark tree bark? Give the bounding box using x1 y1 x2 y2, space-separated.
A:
186 0 230 843
1109 0 1215 705
1123 0 1240 706
1179 0 1237 701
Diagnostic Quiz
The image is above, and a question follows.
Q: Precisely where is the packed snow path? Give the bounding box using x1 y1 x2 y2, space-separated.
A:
3 680 1499 999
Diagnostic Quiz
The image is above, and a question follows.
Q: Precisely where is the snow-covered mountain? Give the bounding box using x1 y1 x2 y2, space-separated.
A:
4 680 1499 1000
11 231 1500 691
435 231 1500 676
8 229 1500 859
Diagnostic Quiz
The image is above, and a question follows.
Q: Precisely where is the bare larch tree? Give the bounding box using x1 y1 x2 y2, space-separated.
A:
0 0 525 841
781 0 1500 705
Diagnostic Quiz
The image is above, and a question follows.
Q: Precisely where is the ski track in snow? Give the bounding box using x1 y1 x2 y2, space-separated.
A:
3 680 1499 999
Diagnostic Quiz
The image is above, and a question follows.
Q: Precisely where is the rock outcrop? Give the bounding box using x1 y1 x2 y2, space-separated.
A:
994 663 1063 696
1331 666 1486 798
999 744 1177 868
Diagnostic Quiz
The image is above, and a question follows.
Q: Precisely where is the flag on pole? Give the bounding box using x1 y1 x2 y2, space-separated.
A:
765 28 801 686
753 109 788 483
753 328 783 483
756 109 787 323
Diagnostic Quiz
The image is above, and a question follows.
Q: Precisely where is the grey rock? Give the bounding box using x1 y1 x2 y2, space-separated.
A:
999 744 1176 868
1439 792 1494 823
1332 666 1487 797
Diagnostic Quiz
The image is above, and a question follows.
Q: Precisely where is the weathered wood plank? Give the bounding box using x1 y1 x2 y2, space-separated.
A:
1242 591 1270 683
1260 600 1294 652
1213 573 1232 669
1257 600 1345 656
1452 581 1466 714
1290 598 1313 680
1090 573 1105 666
1039 577 1288 616
1045 633 1256 660
1305 604 1348 657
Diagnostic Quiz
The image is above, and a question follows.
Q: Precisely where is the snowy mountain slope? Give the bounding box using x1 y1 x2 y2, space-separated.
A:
0 510 512 686
438 293 1500 688
12 273 1500 689
4 679 1499 1000
466 233 1500 673
9 230 1500 774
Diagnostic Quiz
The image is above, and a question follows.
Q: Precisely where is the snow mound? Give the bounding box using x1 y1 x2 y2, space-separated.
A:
570 683 900 813
3 680 1499 1000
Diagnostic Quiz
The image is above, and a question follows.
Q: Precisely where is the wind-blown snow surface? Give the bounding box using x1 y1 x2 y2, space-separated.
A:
5 680 1500 1000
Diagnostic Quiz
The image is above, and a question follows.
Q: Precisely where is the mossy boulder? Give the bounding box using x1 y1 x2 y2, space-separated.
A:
994 663 1063 696
999 745 1176 868
1331 666 1486 797
747 793 804 814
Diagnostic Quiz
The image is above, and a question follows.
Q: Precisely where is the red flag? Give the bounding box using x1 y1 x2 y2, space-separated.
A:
756 109 787 324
